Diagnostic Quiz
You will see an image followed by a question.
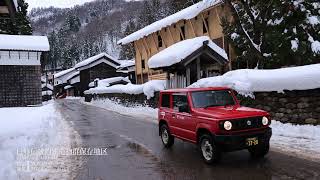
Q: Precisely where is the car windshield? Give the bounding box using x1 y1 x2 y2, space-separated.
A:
191 90 236 108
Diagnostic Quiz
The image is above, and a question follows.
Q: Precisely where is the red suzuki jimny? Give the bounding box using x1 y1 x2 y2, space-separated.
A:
158 87 272 164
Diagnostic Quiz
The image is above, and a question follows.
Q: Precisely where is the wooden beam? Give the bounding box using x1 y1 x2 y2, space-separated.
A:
167 27 175 44
141 38 150 57
200 13 209 34
159 31 167 48
178 25 185 40
188 20 196 37
197 57 201 80
151 33 159 52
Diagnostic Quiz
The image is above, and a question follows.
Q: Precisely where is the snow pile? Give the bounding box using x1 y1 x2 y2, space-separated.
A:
0 102 78 179
189 64 320 96
85 98 158 120
0 35 50 51
85 80 166 99
148 36 228 69
88 77 130 88
74 53 119 69
271 120 320 159
118 0 222 45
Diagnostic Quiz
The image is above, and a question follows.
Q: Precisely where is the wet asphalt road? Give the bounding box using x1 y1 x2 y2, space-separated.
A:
56 100 320 180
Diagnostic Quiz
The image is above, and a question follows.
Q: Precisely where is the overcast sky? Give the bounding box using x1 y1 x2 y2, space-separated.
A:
26 0 96 10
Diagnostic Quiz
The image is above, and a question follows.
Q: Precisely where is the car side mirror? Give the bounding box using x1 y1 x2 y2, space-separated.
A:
178 104 190 113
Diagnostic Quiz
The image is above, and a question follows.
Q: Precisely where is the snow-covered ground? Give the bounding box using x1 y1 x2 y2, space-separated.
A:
84 98 320 160
0 101 81 180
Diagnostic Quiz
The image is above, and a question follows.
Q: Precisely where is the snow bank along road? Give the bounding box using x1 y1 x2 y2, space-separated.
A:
0 101 82 180
58 99 320 180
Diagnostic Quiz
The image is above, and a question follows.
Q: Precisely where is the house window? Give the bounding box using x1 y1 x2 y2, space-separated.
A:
141 59 145 69
180 26 185 40
203 17 209 34
158 33 163 47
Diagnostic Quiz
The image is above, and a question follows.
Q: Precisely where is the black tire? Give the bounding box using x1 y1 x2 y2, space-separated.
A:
248 142 270 159
199 134 221 164
160 124 174 148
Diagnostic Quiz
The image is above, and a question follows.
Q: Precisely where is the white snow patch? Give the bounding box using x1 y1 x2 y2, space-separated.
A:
189 64 320 96
0 102 80 179
0 35 50 51
307 16 320 26
291 39 299 52
42 90 52 96
118 0 222 45
88 77 130 88
231 33 239 40
85 80 166 99
148 36 228 69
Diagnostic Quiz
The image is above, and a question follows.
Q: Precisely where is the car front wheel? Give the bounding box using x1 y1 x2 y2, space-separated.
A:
160 124 174 148
199 134 221 164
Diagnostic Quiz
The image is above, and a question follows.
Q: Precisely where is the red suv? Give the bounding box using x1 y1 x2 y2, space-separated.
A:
158 87 272 164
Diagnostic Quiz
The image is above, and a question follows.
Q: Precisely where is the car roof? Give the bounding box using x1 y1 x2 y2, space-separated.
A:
161 87 231 93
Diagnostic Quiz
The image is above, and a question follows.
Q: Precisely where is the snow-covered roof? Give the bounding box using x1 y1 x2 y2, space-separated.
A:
148 36 228 69
64 85 73 90
88 77 131 88
118 0 222 45
54 68 75 78
117 60 135 68
189 64 320 97
42 90 53 96
0 35 50 51
74 53 120 70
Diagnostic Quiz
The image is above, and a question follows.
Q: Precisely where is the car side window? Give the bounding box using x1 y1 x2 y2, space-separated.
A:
173 94 189 112
161 94 170 108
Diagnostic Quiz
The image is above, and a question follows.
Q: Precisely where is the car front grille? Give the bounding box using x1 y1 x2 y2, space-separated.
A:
219 116 264 131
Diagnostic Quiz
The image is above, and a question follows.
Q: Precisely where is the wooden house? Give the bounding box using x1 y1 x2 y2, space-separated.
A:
53 68 77 96
118 0 234 88
74 53 123 95
0 34 50 107
0 0 17 18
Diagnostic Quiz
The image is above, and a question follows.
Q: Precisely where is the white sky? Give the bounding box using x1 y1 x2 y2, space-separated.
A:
26 0 96 10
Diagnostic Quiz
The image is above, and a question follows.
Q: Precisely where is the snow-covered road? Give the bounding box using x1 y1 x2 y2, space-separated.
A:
86 98 320 161
0 101 81 180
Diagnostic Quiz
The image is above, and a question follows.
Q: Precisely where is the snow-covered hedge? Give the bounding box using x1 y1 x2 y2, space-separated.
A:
190 64 320 96
85 80 166 99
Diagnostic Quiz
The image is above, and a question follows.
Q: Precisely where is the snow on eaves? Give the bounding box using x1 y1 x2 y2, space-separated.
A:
189 64 320 96
0 34 50 51
118 0 222 45
74 53 120 69
148 36 228 69
117 60 135 68
88 76 131 88
54 68 75 79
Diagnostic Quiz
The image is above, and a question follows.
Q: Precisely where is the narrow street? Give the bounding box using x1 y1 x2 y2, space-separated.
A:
57 99 320 180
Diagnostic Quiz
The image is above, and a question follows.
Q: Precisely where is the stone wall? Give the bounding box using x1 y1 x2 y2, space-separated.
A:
0 65 42 107
242 89 320 125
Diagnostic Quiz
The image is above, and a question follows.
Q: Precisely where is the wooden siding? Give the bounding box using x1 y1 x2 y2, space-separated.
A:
133 4 234 84
0 65 42 107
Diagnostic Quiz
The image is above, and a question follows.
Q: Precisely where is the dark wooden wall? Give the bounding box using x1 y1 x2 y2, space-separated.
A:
0 65 42 107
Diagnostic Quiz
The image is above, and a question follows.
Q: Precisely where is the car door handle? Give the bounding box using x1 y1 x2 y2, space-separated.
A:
172 114 176 118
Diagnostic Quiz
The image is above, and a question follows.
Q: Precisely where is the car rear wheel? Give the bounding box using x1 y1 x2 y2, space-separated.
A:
248 142 270 158
199 134 221 164
160 124 174 148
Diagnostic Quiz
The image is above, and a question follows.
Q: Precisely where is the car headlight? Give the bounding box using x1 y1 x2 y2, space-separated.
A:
262 116 269 125
224 121 232 130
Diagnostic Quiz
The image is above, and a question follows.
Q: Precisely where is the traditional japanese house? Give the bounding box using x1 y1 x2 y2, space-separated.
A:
0 0 17 19
74 53 123 95
118 0 234 88
53 68 77 96
116 60 136 84
0 34 50 107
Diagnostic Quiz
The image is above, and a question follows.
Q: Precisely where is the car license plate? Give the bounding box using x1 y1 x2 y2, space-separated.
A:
246 137 259 146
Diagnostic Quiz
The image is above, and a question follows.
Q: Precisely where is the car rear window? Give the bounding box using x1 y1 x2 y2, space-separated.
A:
161 94 170 108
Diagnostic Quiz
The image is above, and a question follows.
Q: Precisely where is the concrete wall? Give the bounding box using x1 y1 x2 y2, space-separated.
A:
0 65 42 107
